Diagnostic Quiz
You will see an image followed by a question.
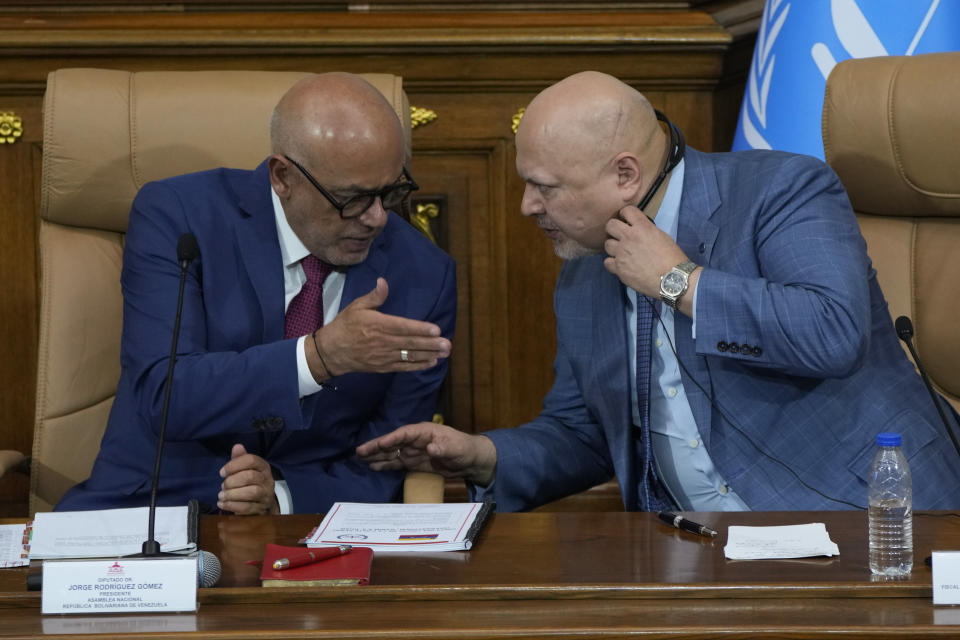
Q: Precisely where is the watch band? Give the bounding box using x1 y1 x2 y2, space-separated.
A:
659 260 698 309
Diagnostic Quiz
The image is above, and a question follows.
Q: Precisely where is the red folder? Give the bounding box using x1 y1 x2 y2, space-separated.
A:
260 543 372 587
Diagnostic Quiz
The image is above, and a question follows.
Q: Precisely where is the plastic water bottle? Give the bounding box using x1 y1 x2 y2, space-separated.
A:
868 432 913 576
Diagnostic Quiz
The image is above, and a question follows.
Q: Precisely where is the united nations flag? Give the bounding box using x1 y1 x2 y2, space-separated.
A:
732 0 960 158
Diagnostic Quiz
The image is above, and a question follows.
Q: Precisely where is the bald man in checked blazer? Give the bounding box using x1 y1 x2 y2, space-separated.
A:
358 71 960 512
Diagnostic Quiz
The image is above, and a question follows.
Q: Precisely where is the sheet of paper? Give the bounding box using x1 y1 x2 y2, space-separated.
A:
306 502 489 552
30 506 195 559
0 523 30 568
724 523 839 560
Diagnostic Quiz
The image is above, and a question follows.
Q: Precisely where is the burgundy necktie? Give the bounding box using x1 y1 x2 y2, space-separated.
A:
284 255 333 339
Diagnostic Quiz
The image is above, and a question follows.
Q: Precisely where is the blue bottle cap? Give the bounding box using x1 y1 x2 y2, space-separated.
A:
877 432 902 447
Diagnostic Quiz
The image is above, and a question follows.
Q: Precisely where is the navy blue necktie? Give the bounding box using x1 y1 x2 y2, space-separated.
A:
635 295 674 512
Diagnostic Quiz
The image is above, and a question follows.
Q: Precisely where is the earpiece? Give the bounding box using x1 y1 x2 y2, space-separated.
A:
636 110 686 211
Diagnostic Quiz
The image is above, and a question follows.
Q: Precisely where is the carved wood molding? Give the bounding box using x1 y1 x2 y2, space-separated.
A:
410 106 438 129
0 111 23 144
0 10 744 95
0 1 750 12
0 12 732 53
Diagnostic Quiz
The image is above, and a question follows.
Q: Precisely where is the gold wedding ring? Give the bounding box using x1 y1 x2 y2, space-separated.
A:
400 349 409 362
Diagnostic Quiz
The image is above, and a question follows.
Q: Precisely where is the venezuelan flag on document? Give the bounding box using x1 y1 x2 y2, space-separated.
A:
732 0 960 159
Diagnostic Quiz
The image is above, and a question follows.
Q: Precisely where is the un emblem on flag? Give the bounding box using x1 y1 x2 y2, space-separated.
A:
733 0 960 159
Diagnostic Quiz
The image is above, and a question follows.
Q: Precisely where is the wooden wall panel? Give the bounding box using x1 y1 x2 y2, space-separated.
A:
0 99 41 516
0 4 759 515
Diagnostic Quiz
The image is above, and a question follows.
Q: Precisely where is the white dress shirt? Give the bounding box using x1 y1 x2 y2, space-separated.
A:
269 188 347 513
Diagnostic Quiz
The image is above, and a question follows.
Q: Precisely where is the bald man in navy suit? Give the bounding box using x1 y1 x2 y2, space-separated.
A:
58 73 455 515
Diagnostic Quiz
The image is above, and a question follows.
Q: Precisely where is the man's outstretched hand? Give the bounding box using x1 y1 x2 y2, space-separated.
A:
356 422 497 487
308 278 452 382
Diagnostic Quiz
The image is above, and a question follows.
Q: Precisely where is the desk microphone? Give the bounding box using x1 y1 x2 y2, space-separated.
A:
141 233 200 557
196 549 222 587
895 315 960 461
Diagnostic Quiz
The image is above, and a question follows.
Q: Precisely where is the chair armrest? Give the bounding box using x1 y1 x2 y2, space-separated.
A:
403 471 445 503
0 450 28 479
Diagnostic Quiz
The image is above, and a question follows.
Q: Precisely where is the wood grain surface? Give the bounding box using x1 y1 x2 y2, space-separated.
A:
1 510 959 638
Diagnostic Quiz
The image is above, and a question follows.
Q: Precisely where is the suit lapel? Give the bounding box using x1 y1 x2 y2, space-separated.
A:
676 150 720 261
232 161 286 342
675 150 720 449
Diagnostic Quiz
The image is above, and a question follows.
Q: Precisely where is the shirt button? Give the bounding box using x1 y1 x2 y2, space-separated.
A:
718 485 730 495
687 438 700 448
668 387 678 398
656 338 663 348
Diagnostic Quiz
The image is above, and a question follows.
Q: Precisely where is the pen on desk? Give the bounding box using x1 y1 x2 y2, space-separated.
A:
657 511 718 538
272 545 352 570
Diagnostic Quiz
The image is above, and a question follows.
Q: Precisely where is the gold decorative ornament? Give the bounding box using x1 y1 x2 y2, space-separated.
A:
410 106 438 130
0 111 23 144
412 202 440 244
511 107 526 134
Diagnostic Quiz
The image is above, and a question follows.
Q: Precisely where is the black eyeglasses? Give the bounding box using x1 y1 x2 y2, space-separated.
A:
283 155 419 220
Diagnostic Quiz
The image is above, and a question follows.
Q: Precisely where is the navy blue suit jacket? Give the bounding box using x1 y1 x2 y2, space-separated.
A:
485 149 960 512
57 161 456 513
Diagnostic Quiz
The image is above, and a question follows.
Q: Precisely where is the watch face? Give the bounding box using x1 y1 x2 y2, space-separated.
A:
662 271 686 296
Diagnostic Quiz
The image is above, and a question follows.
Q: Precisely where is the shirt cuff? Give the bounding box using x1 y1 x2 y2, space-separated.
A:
296 335 323 398
690 272 700 339
467 477 496 503
274 479 294 515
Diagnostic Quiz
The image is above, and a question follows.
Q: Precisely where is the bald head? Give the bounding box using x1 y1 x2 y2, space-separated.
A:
270 72 405 174
514 72 673 259
517 71 665 183
267 73 411 266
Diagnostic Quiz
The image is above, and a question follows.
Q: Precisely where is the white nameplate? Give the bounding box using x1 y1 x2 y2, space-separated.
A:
41 556 198 614
932 551 960 605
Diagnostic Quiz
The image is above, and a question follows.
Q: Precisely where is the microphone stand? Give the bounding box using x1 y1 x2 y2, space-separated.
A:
135 234 198 558
895 315 960 461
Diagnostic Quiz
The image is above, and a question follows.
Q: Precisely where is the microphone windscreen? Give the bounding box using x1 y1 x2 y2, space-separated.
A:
197 550 221 588
177 233 200 265
895 315 914 341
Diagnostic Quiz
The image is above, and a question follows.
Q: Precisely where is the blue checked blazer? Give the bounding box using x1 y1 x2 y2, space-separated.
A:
485 148 960 512
57 161 456 514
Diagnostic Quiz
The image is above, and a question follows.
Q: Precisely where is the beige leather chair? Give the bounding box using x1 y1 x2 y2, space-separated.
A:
0 68 442 515
823 52 960 413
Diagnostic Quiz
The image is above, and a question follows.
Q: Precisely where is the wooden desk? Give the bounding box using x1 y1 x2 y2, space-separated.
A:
2 510 960 638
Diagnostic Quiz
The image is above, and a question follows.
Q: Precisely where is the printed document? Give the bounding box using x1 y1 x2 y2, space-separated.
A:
0 523 30 568
306 502 492 552
30 506 195 559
